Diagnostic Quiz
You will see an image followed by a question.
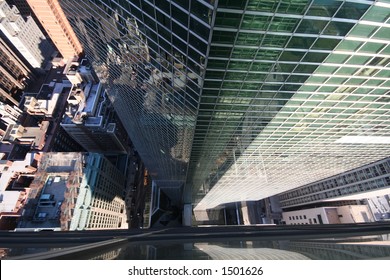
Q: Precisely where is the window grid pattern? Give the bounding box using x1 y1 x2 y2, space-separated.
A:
194 1 390 212
278 158 390 208
58 0 390 213
59 0 215 182
83 154 126 230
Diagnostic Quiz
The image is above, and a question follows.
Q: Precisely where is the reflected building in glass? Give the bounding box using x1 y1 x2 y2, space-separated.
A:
51 237 390 260
56 0 390 223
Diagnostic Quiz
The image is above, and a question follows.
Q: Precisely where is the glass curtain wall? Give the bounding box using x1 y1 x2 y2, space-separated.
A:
58 0 390 216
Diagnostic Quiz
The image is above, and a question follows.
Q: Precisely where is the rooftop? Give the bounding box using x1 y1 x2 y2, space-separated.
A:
19 153 84 230
0 153 37 213
1 121 49 149
24 81 71 117
62 82 106 126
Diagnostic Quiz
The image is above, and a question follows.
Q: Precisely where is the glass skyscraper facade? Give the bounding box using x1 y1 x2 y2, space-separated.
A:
57 0 390 220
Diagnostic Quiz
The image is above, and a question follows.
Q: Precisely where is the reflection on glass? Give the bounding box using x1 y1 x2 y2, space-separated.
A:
4 233 390 260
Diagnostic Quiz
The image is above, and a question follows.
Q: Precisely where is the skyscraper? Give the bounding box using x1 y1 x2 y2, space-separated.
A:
25 0 83 59
0 34 35 106
57 0 390 223
0 0 54 68
61 59 129 154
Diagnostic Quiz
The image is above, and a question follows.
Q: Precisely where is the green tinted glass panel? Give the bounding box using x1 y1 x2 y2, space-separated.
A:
287 36 316 49
280 51 305 62
209 46 232 57
236 32 264 46
308 1 340 17
297 19 327 34
228 61 250 70
245 73 267 81
364 79 383 86
349 25 377 37
241 15 270 30
346 55 371 65
354 88 371 94
218 0 247 9
225 72 245 80
323 22 354 36
208 60 229 69
325 54 349 63
373 28 390 40
232 48 257 59
206 71 225 79
302 52 329 63
376 70 390 78
213 30 236 44
381 45 390 55
310 76 327 83
328 77 346 84
263 34 288 47
337 40 362 51
250 62 272 72
246 0 278 12
312 38 340 50
345 78 366 85
336 2 370 20
279 63 297 72
215 12 242 28
318 86 338 92
316 65 337 74
204 81 222 88
360 42 385 54
255 50 280 60
336 67 357 75
277 1 308 14
362 6 390 22
269 17 300 32
295 64 319 73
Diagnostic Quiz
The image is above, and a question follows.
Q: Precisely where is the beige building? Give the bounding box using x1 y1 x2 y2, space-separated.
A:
0 37 35 106
0 0 54 68
1 121 49 150
26 0 83 60
24 81 71 117
0 152 37 230
282 205 375 225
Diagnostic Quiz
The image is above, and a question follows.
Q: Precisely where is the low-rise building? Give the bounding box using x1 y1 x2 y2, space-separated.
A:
17 152 128 231
24 81 71 118
1 121 49 150
0 152 38 230
0 101 22 125
282 205 375 225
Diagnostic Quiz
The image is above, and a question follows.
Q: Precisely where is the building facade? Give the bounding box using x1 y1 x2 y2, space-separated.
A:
60 59 129 154
1 121 49 150
0 0 54 68
17 152 128 231
0 34 35 106
25 0 83 60
278 157 390 209
0 152 37 230
57 0 390 222
0 101 21 126
282 205 375 225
